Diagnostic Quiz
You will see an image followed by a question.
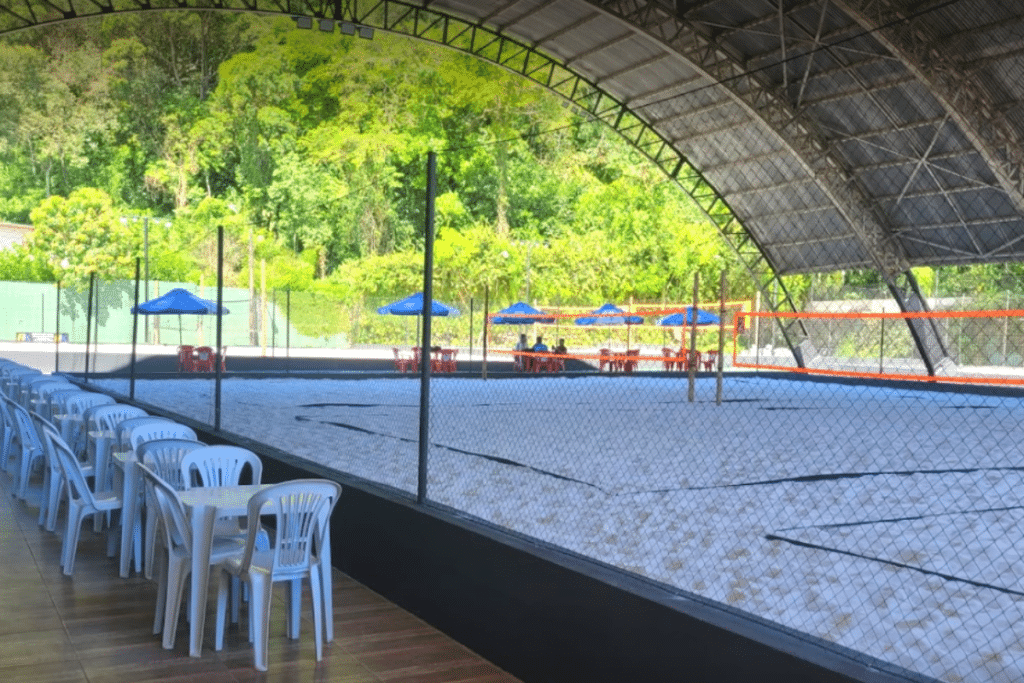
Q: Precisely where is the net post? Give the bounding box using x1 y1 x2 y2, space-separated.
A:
688 273 699 402
717 270 726 406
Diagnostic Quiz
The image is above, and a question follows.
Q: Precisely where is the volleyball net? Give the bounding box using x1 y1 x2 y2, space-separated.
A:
485 300 751 370
735 308 1024 386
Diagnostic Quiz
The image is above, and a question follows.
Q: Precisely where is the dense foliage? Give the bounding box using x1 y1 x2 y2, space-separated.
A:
1 12 1019 344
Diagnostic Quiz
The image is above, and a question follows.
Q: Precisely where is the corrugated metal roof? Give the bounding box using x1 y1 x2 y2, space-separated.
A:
1 0 1022 279
425 0 1024 275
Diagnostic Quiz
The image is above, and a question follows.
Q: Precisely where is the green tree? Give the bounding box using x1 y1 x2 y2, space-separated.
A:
24 188 136 282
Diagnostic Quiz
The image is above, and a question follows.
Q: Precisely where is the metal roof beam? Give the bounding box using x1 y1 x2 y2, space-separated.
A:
837 0 1024 223
797 73 918 108
626 72 704 106
564 31 635 67
596 51 673 85
590 0 948 372
480 0 520 25
493 0 559 34
649 96 733 126
532 12 601 48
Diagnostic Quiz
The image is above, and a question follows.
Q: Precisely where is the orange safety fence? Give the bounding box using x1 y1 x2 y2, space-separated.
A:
733 308 1024 387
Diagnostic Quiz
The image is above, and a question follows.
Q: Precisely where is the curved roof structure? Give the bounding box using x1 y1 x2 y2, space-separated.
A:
2 0 1022 370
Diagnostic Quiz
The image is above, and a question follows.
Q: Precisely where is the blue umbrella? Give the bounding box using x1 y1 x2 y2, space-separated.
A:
491 301 555 325
656 308 720 326
377 292 460 317
574 303 643 326
131 287 230 346
132 287 229 315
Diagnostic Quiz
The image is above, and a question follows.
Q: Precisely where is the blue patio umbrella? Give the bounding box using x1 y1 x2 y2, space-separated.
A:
491 301 555 325
131 287 230 345
656 307 720 327
132 287 229 316
377 292 460 317
574 303 644 326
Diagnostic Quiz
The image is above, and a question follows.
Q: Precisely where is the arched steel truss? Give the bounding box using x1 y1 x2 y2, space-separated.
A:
1 0 978 373
587 0 951 372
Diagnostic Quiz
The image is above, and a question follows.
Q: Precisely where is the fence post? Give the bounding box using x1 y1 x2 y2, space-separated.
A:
417 151 437 504
54 282 61 373
717 270 726 405
688 272 699 402
85 273 95 381
130 258 140 400
215 225 224 432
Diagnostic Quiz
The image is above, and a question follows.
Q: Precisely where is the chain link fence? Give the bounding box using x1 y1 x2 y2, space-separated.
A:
10 272 1012 682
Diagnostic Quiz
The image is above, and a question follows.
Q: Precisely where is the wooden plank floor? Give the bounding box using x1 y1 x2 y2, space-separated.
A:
0 475 522 683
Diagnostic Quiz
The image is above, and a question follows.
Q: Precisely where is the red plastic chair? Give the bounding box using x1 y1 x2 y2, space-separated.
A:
177 345 196 373
392 348 411 373
661 347 676 371
622 349 640 374
702 349 718 371
193 346 215 372
440 349 457 373
599 348 612 372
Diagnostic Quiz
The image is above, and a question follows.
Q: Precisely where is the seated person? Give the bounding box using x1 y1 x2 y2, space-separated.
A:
513 333 529 371
531 336 550 372
550 338 567 371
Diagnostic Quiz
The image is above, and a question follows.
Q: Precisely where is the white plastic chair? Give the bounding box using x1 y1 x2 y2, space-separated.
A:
27 379 74 421
0 394 19 480
180 445 263 489
32 413 68 531
17 372 59 409
6 367 40 401
180 444 265 621
137 462 245 650
51 425 125 576
127 422 198 460
213 479 342 671
0 365 37 399
87 404 149 491
8 397 46 503
48 388 89 435
113 416 173 456
139 438 207 579
62 393 116 455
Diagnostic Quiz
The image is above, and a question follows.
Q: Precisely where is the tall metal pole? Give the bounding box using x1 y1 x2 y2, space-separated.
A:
286 287 291 373
85 273 95 381
93 282 102 370
879 317 886 375
215 225 224 431
716 270 726 406
130 258 141 400
688 272 699 403
468 297 474 371
143 217 150 344
417 151 437 504
482 285 489 380
54 282 61 373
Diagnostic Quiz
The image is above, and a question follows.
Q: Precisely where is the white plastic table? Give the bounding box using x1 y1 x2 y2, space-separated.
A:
113 450 141 577
177 483 273 658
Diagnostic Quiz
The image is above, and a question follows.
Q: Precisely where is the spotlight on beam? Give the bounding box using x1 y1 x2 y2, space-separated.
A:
292 16 313 29
359 26 374 40
340 22 356 35
319 19 335 32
